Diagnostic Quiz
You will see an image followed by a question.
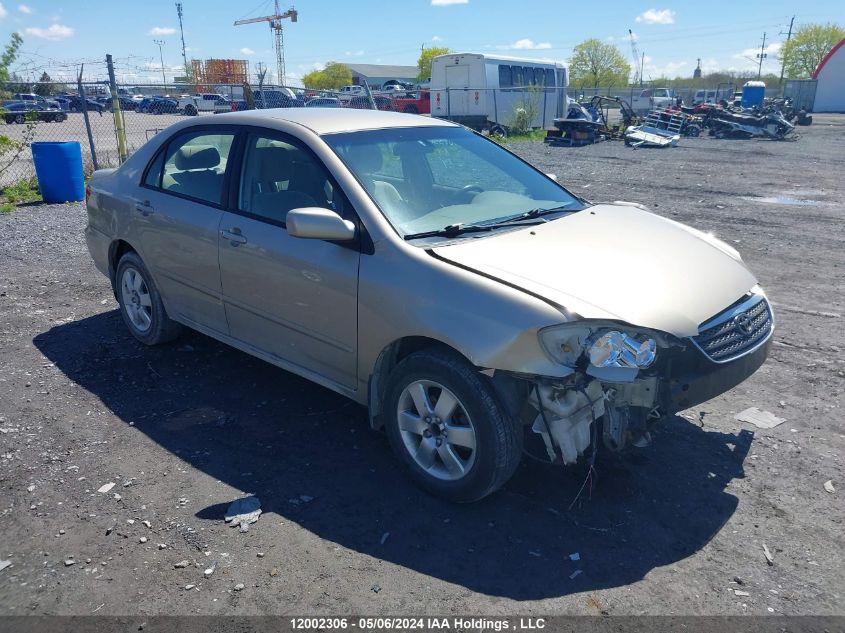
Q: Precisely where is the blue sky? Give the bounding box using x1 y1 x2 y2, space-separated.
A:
3 0 844 85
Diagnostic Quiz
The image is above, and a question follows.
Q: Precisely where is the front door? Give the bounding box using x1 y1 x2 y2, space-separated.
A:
218 131 360 389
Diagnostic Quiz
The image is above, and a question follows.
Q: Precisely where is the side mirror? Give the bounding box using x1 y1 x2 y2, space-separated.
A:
545 173 558 182
286 207 356 241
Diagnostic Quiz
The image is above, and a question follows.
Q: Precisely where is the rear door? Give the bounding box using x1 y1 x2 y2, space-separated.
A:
217 129 360 389
135 127 237 334
445 64 470 116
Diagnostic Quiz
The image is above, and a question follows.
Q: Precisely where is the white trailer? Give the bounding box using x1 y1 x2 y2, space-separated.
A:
430 53 568 134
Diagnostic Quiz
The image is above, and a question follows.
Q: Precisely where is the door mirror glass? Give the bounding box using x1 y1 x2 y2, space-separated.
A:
287 208 356 241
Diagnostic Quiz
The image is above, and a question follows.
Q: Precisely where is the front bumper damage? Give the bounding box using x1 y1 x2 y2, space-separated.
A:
521 328 772 465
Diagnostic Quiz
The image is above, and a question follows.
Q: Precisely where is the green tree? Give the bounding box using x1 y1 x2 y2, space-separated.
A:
302 62 352 90
35 71 58 97
781 23 845 78
417 46 449 82
1 32 23 88
569 39 631 88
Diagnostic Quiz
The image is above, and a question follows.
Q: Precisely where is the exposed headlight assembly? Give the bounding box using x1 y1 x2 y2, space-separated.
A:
539 323 657 371
589 331 656 369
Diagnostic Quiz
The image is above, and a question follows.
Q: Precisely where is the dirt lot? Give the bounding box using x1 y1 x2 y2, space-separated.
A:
0 115 843 617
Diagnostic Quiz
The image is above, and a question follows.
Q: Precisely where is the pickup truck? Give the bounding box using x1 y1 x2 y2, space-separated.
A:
178 93 228 116
629 88 674 114
391 90 431 115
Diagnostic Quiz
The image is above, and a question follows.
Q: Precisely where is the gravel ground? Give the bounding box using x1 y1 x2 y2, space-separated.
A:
0 116 843 617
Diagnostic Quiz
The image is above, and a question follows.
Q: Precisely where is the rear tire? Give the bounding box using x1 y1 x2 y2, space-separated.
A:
14 114 24 124
115 252 182 346
489 124 507 138
184 104 197 116
384 349 522 502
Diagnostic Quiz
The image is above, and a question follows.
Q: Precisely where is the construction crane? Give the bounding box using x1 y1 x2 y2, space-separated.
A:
234 1 298 86
629 29 644 88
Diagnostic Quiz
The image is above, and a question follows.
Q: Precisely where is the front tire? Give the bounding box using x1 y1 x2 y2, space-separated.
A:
384 349 522 502
116 252 182 345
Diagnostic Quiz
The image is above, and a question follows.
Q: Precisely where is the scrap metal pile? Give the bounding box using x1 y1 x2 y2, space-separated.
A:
546 95 811 148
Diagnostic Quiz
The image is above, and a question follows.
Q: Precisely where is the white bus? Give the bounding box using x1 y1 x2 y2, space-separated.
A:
430 53 568 135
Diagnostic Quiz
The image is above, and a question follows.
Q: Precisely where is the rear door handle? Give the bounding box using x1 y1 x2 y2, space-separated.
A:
221 228 248 245
134 200 154 216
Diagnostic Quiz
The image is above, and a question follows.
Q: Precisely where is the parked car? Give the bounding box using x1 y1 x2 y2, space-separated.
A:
138 97 179 114
346 95 393 111
179 93 228 116
64 95 106 113
3 101 66 123
84 109 774 502
305 97 341 108
391 90 431 115
253 88 306 109
338 85 366 97
214 99 249 114
629 88 674 114
12 93 60 109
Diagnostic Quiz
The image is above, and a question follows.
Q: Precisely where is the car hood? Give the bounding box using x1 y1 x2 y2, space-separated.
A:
431 203 757 337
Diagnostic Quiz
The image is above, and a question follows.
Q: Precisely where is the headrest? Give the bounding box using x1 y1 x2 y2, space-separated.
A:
253 146 295 182
342 143 383 174
175 145 220 170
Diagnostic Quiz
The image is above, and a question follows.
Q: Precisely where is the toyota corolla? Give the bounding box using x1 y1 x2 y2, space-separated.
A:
85 109 773 502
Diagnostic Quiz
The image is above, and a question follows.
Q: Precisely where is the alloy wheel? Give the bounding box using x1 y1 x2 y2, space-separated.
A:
396 380 477 481
120 267 153 333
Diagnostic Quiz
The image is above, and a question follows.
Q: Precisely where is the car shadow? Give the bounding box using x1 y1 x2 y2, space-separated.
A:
34 311 752 601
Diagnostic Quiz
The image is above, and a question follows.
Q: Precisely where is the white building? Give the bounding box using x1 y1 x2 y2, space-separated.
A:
812 38 845 112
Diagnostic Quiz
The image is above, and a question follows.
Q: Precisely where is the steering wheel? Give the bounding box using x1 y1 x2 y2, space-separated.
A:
454 184 484 202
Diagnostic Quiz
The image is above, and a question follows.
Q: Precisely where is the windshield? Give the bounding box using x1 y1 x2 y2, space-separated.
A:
324 126 585 238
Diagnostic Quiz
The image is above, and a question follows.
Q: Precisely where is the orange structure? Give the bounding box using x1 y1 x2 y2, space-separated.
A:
191 59 249 89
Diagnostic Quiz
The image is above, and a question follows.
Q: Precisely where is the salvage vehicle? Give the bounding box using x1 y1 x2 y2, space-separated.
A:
708 108 795 140
85 109 774 502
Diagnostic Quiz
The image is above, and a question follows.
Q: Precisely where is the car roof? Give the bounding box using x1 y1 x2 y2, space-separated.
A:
219 107 458 134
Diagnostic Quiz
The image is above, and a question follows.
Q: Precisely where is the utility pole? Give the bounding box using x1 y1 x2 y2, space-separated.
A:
176 2 190 81
154 39 167 90
106 54 128 164
756 32 768 79
779 15 795 84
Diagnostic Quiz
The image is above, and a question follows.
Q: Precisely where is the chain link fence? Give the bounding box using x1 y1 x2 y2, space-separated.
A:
0 78 790 187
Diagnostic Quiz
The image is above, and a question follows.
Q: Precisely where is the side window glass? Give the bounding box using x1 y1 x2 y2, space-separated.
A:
498 65 512 88
143 150 165 188
512 66 523 87
239 134 338 224
160 131 234 205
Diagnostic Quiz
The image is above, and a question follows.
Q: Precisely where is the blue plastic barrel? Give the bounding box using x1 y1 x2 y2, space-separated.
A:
741 81 766 109
31 141 85 203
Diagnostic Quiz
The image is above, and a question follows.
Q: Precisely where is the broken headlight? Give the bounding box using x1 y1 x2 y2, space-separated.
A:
589 331 656 369
539 324 657 369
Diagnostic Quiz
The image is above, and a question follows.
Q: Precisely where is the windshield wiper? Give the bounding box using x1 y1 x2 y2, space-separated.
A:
492 205 575 225
403 219 543 241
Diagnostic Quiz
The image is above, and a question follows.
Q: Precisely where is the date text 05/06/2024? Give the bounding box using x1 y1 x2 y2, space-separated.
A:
289 617 547 631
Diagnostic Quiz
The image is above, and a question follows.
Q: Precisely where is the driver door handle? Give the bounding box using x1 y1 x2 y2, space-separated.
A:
221 228 248 246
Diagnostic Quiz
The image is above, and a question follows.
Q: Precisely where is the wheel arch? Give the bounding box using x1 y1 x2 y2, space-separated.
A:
366 335 527 430
108 239 138 297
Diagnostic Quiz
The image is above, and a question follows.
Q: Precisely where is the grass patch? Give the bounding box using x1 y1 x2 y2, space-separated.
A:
0 177 41 213
492 129 547 144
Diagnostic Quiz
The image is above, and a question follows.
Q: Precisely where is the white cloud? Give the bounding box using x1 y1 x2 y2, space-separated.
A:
344 50 364 57
635 9 675 25
431 0 468 5
25 23 73 40
498 38 552 50
148 26 176 36
18 4 32 14
432 35 442 42
0 3 7 19
240 47 255 55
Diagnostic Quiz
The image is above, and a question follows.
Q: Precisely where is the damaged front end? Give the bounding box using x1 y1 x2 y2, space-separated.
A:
515 320 691 464
514 295 773 465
